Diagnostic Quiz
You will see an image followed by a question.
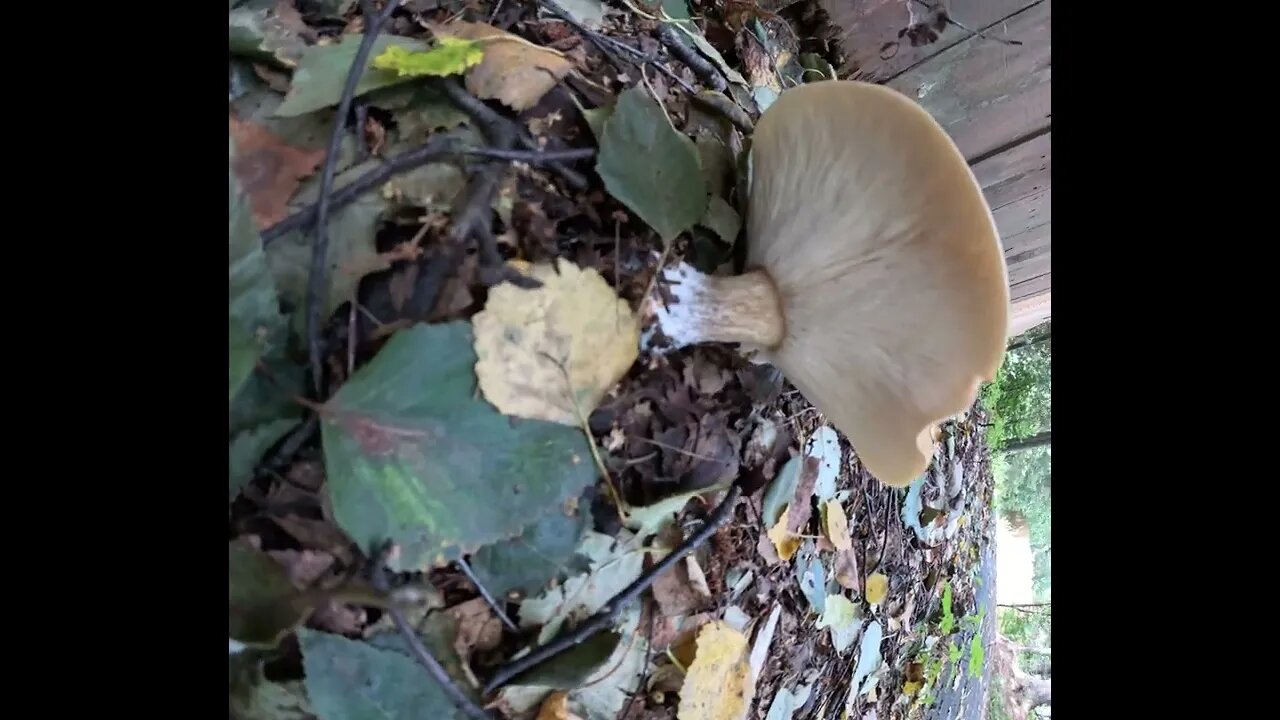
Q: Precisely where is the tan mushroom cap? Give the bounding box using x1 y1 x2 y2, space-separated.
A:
746 80 1010 487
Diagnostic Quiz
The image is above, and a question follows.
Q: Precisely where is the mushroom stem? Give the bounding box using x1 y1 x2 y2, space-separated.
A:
647 263 786 350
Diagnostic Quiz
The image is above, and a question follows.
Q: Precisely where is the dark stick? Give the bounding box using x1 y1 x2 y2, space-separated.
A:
463 147 596 164
539 0 696 94
369 544 494 720
305 0 404 397
261 135 587 244
482 484 742 695
455 556 518 633
654 22 727 92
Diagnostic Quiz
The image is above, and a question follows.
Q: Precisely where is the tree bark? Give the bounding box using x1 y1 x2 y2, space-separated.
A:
1002 431 1051 452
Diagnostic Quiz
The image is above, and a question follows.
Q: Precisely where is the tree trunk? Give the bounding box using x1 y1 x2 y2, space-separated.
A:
1023 676 1052 708
1002 431 1051 452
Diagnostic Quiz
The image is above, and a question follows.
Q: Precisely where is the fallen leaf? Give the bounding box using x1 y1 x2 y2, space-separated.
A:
556 0 605 28
519 530 646 643
387 87 471 144
300 628 476 719
265 157 388 331
229 651 313 720
816 594 861 653
319 322 597 570
439 21 573 111
229 0 313 68
448 597 504 667
381 158 467 211
902 680 922 695
467 489 593 600
653 553 708 617
849 621 884 699
677 620 755 720
806 426 842 504
596 86 707 245
785 456 818 534
832 549 860 591
665 19 748 87
747 604 782 682
472 259 639 426
764 684 813 720
624 485 719 537
229 539 313 648
371 38 485 78
537 691 581 720
794 547 826 612
276 34 430 117
510 631 622 690
766 507 800 562
700 196 741 243
822 499 852 553
230 115 325 230
229 417 296 501
228 142 286 386
865 573 889 605
761 455 800 528
496 607 649 720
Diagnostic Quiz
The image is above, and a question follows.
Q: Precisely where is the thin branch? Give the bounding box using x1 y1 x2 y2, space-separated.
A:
262 135 454 243
306 0 404 397
369 544 494 720
653 21 726 92
482 484 742 695
539 0 696 94
454 556 518 633
463 147 596 164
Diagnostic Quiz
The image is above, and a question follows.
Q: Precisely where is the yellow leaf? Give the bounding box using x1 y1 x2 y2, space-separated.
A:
903 680 922 696
822 499 852 553
437 21 573 111
677 621 755 720
536 690 582 720
473 259 639 426
767 506 801 562
370 38 485 78
866 572 889 605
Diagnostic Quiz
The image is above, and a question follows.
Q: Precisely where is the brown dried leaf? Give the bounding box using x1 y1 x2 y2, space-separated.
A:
537 691 583 720
229 114 325 229
833 549 860 591
785 456 820 534
441 21 573 111
447 597 504 666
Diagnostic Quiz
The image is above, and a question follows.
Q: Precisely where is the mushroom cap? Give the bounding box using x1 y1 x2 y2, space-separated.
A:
746 80 1009 487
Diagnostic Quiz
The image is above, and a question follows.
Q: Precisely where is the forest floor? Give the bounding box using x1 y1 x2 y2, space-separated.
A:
229 2 998 720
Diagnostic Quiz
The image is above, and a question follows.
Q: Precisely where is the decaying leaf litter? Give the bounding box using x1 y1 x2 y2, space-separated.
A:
229 2 999 720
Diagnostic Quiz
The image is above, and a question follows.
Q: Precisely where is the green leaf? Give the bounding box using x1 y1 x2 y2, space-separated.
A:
700 195 741 244
624 484 727 538
468 489 593 600
229 651 313 720
509 631 622 689
264 158 388 331
371 38 485 78
229 148 285 360
520 530 646 643
229 0 311 69
230 418 298 501
495 607 649 720
300 629 468 720
275 34 431 117
319 321 597 571
230 320 259 403
229 540 310 648
816 594 861 653
695 133 734 199
379 86 471 145
230 353 304 436
596 86 706 245
761 455 800 528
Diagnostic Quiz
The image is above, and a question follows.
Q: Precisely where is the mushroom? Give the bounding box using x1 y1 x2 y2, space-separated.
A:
645 80 1010 488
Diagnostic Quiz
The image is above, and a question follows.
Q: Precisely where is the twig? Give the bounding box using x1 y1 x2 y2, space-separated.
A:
539 0 696 94
463 147 596 164
482 484 742 695
455 556 519 633
306 0 404 397
262 134 454 243
654 22 726 92
369 543 494 720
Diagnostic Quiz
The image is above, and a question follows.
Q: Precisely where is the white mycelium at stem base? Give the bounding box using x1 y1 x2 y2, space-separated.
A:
647 81 1011 488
